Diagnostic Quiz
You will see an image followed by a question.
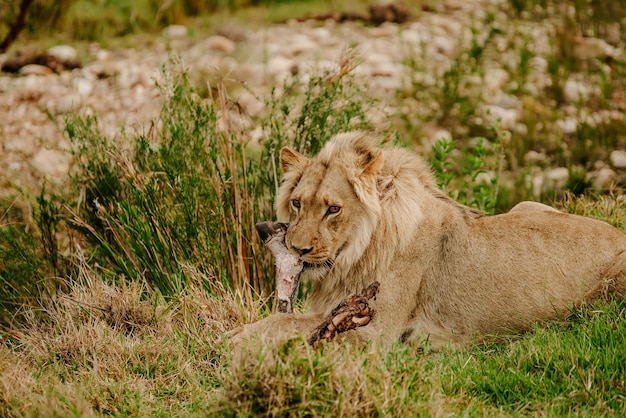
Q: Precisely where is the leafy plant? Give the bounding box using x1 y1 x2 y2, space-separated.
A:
430 136 501 214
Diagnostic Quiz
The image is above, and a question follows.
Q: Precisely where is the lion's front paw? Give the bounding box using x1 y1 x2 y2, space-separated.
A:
307 281 380 347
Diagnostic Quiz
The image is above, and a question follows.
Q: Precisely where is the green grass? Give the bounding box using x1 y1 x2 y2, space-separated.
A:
2 280 624 415
1 0 626 415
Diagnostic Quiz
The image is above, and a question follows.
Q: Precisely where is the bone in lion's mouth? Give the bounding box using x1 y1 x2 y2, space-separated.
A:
255 221 303 313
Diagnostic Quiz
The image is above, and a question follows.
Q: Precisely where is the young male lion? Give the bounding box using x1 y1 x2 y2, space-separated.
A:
232 132 626 348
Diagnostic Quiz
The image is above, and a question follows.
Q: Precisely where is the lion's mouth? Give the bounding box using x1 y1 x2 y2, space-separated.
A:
303 259 334 270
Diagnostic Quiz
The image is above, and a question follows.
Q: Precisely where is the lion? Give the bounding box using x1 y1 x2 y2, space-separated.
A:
232 132 626 349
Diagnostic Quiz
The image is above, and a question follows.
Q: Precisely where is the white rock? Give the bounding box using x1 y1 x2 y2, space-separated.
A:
524 150 547 165
31 148 69 178
563 78 590 103
605 23 621 46
54 93 83 113
72 77 93 96
573 37 619 61
85 60 117 78
266 56 294 77
484 68 509 96
557 117 578 134
545 167 569 189
205 35 237 54
432 35 456 57
530 172 545 199
610 150 626 169
19 64 52 76
443 0 463 11
484 105 518 130
96 49 114 61
287 34 317 56
589 167 617 189
47 45 78 62
163 25 188 39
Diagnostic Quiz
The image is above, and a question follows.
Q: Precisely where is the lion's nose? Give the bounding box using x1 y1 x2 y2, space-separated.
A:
292 245 313 256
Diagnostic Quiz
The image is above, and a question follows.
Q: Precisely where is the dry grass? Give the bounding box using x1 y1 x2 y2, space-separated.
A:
1 0 626 415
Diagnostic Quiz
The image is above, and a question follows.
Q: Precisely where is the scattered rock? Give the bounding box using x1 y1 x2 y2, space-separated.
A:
72 77 94 96
19 64 53 76
524 150 548 165
205 35 237 54
603 23 622 46
2 52 81 74
610 150 626 169
588 167 618 190
484 105 519 130
31 148 69 178
563 78 591 103
0 1 623 197
557 117 578 135
52 93 83 114
369 2 412 25
573 37 619 61
215 24 249 42
545 167 569 189
163 25 188 39
47 45 78 62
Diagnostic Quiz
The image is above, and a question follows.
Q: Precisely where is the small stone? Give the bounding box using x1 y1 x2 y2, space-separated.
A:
288 34 318 56
484 105 518 130
524 150 547 165
432 35 456 57
588 167 618 190
53 93 83 113
205 35 237 54
443 0 463 11
47 45 78 62
564 78 590 103
19 64 52 76
545 167 569 189
610 150 626 169
31 148 69 178
85 60 117 78
557 117 578 135
604 23 621 46
72 77 93 96
163 25 188 39
573 37 618 61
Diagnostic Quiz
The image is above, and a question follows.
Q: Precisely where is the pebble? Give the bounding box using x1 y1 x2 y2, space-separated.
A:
573 37 618 61
31 148 69 178
589 166 618 190
563 78 591 103
1 0 624 195
19 64 52 76
163 25 188 39
47 45 78 62
204 35 237 54
545 167 569 189
610 150 626 169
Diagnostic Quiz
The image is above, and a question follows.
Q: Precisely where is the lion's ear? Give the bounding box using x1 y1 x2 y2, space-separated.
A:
360 149 384 178
280 147 308 174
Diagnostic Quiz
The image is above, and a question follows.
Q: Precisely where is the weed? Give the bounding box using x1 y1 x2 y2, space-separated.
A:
430 135 502 214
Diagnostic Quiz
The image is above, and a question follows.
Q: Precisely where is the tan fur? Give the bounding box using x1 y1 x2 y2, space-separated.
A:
233 132 626 349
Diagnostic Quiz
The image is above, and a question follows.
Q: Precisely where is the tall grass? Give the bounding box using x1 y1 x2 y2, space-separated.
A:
0 57 375 326
1 1 626 415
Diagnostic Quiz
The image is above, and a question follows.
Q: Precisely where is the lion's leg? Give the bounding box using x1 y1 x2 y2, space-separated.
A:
228 312 325 348
585 250 626 300
509 201 560 213
397 319 470 350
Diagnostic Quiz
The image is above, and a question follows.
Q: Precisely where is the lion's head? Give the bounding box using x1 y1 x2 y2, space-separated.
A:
275 133 386 281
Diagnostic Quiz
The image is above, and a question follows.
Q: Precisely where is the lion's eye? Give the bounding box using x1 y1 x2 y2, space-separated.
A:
291 199 301 209
327 205 341 215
